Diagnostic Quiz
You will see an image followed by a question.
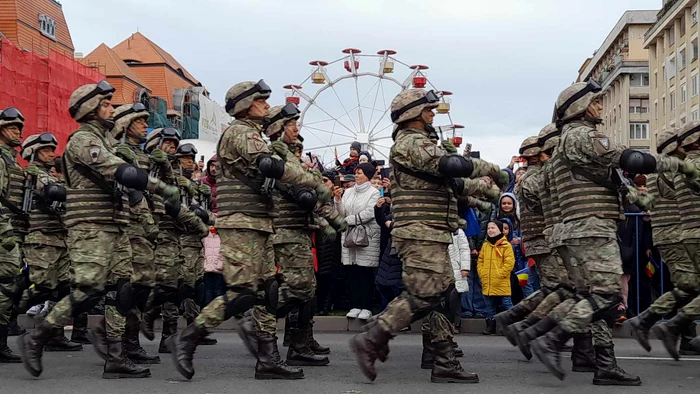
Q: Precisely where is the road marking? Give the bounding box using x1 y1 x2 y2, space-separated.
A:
615 356 700 362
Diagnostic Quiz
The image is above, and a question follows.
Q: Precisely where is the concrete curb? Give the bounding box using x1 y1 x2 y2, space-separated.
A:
19 314 696 337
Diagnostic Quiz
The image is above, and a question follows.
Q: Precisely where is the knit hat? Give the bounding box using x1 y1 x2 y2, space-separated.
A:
322 168 339 180
355 163 376 179
342 174 356 184
489 220 504 234
350 141 362 152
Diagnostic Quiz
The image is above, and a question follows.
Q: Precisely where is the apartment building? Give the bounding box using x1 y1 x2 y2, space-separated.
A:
578 10 656 152
644 0 700 150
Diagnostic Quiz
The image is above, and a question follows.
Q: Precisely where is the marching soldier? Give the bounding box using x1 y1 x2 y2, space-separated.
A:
17 81 181 379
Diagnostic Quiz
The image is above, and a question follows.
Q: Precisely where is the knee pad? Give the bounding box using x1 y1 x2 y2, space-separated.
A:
54 280 71 301
297 299 315 327
105 279 134 316
409 294 442 323
262 278 279 316
70 286 105 317
132 284 152 312
194 278 206 307
152 285 178 306
589 294 623 324
434 285 461 321
178 283 195 305
223 287 257 320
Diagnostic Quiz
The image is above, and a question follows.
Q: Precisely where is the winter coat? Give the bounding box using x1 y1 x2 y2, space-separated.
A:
336 183 381 267
468 203 497 253
500 217 527 272
375 237 403 288
449 229 471 293
203 230 223 273
477 235 515 296
316 230 342 277
203 156 217 213
341 156 360 175
374 203 392 255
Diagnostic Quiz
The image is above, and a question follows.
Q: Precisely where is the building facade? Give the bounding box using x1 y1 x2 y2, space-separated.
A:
644 0 700 150
579 10 656 152
0 0 73 57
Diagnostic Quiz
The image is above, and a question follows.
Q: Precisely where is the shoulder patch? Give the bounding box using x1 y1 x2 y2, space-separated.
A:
89 147 101 163
419 140 439 158
246 133 268 154
592 135 611 155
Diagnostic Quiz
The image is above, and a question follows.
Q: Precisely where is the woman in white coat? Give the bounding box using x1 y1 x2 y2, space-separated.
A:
334 163 381 320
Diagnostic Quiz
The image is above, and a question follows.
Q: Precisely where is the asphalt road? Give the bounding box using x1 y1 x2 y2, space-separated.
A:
1 331 699 394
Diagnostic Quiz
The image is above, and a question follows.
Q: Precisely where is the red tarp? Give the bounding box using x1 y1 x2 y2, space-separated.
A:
0 38 104 157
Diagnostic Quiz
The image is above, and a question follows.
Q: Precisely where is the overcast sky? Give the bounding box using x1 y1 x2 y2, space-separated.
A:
64 0 661 166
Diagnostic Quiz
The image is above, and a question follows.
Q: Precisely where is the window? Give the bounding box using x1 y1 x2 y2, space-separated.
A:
693 4 699 26
693 38 699 61
669 27 675 46
693 74 699 97
667 56 676 79
681 115 687 125
630 73 650 86
682 83 688 103
630 99 650 114
692 109 700 121
681 14 687 37
38 14 56 41
679 48 687 70
671 91 676 110
629 123 650 140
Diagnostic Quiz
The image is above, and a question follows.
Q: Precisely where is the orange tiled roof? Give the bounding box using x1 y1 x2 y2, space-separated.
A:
81 43 148 87
111 32 199 86
0 0 74 57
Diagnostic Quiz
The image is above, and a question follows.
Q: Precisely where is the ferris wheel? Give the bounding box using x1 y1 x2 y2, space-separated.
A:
282 48 463 166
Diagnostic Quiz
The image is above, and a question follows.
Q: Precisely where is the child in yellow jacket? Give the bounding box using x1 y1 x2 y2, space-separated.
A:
477 220 515 335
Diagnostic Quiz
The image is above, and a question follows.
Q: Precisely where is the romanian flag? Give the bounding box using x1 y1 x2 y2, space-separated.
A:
516 267 530 287
646 257 659 278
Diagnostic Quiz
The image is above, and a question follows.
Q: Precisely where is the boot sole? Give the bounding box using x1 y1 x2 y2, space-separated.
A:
0 357 22 363
623 321 652 352
102 372 151 379
650 326 680 361
312 349 331 355
430 376 480 384
129 357 161 365
17 333 42 377
530 339 565 381
254 372 304 380
349 337 377 382
167 336 194 380
572 366 597 373
593 378 642 386
286 359 330 366
45 346 83 352
516 336 532 361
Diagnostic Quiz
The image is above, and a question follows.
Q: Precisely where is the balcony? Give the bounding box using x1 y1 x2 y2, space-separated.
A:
645 0 684 41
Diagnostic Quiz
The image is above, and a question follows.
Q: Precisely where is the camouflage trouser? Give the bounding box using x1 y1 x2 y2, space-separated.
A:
19 232 70 311
46 227 133 339
677 242 700 319
378 238 454 343
0 238 22 326
195 228 273 334
647 242 700 316
128 231 156 287
180 243 204 323
251 235 280 335
155 229 182 327
556 237 622 347
537 251 570 291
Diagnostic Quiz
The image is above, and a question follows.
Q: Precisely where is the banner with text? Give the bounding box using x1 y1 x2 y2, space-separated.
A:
198 93 231 142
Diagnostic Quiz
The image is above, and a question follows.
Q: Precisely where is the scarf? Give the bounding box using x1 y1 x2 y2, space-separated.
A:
487 234 502 245
354 181 372 193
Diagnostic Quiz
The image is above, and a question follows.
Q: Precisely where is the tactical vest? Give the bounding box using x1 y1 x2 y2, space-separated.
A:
553 135 621 223
541 161 556 228
215 120 275 219
647 173 681 229
27 169 63 233
390 137 459 232
1 149 28 232
518 170 545 242
62 126 130 227
272 187 311 230
674 171 700 230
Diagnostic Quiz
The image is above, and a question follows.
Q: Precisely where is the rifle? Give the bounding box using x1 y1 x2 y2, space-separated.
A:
149 133 166 180
179 165 190 206
21 152 36 214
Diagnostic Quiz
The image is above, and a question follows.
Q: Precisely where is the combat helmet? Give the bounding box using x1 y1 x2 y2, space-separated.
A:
678 121 700 147
20 132 58 161
656 128 680 155
538 123 561 153
112 103 149 141
145 127 181 153
68 80 115 122
176 143 198 158
224 80 271 117
263 103 301 137
390 89 440 124
518 136 541 158
554 80 602 124
0 107 25 147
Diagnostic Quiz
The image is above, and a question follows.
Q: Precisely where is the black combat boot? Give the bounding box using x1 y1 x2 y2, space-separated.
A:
516 316 556 361
359 315 389 362
283 316 291 347
0 325 21 363
123 315 160 364
87 315 108 361
689 335 700 352
255 332 304 379
592 344 641 386
70 312 90 344
651 313 695 360
159 317 178 354
530 325 573 380
349 322 393 382
286 326 329 366
430 340 479 384
45 327 83 352
16 320 54 376
495 301 532 333
237 312 259 358
168 322 208 380
623 309 662 352
481 318 496 335
505 315 539 347
185 315 217 345
571 333 596 372
7 314 26 336
140 306 160 341
452 340 464 357
679 323 700 356
307 320 330 355
420 331 435 369
103 338 151 379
